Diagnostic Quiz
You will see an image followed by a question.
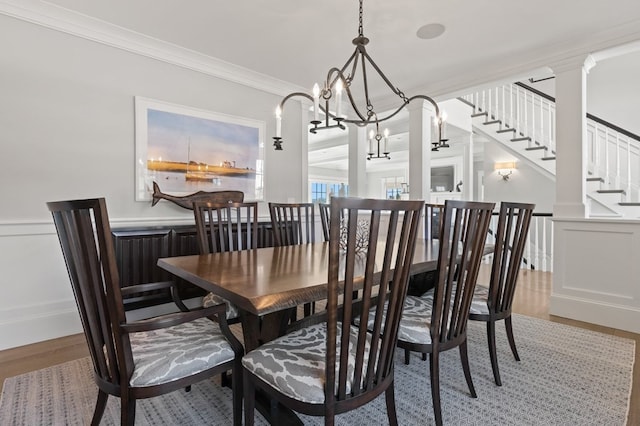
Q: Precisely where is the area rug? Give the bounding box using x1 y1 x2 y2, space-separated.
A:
0 314 634 425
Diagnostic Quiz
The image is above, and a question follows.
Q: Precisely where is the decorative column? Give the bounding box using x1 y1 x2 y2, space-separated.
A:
551 55 596 218
347 124 368 197
408 100 436 202
299 99 312 202
463 132 474 200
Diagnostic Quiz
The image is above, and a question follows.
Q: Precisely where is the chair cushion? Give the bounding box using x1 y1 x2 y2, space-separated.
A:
355 293 434 346
203 292 240 319
394 295 434 345
469 285 490 315
242 323 371 404
129 317 235 387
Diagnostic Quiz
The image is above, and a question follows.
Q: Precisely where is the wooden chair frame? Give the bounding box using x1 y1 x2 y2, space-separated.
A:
397 200 494 426
47 198 243 426
243 197 424 425
469 201 535 386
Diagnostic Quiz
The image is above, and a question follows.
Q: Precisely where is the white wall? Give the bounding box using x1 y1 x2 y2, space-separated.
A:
0 15 304 350
482 141 556 213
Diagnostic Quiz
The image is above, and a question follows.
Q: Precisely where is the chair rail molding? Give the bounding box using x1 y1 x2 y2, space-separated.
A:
0 0 302 97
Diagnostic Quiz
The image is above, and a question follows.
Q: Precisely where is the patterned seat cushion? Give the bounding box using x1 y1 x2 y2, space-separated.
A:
356 293 434 346
203 292 239 319
242 323 372 404
129 317 235 387
469 285 490 315
395 295 434 345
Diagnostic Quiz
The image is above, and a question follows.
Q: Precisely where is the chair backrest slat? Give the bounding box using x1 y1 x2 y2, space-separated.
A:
269 202 316 246
325 197 423 409
193 201 259 254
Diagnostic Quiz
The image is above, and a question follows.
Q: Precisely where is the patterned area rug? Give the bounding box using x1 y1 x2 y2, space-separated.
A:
0 314 634 425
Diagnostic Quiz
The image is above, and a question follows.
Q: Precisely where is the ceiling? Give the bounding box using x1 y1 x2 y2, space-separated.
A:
43 0 640 97
40 0 640 172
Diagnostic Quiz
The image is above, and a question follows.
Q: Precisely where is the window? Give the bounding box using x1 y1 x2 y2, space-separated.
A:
310 182 348 203
383 176 405 200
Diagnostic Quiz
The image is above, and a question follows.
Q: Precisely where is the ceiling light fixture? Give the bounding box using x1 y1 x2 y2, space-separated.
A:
272 0 443 158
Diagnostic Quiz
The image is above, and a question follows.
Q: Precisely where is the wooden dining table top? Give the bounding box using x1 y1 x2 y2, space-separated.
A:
157 238 488 317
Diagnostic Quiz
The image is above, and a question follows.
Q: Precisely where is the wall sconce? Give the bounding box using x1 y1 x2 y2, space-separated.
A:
495 161 516 181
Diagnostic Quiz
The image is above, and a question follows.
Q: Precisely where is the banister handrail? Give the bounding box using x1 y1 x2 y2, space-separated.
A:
515 82 640 142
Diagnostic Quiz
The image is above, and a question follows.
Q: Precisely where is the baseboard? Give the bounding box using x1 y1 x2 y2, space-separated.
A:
0 306 82 351
549 293 640 334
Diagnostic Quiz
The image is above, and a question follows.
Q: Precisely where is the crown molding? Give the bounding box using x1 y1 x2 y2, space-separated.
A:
0 0 304 97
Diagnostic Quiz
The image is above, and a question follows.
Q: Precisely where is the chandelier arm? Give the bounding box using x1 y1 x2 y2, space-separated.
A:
359 51 374 116
406 94 443 142
360 49 404 99
326 66 370 123
328 49 358 89
278 91 314 110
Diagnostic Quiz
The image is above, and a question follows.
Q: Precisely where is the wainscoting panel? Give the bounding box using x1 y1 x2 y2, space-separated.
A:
551 218 640 333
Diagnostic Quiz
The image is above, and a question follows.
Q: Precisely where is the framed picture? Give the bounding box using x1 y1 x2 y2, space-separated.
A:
135 97 265 201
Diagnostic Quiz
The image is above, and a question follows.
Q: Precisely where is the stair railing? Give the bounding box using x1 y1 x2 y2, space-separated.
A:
463 83 640 203
483 212 554 273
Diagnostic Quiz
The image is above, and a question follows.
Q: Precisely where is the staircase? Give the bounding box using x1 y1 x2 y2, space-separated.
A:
461 83 640 218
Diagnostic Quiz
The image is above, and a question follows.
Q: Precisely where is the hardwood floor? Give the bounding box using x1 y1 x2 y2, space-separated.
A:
1 267 638 425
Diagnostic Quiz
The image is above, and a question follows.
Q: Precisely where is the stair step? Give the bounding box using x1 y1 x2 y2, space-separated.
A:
511 136 531 142
541 157 556 161
471 112 488 118
483 120 501 125
525 146 547 151
597 189 626 195
586 177 604 183
619 202 640 206
497 128 517 134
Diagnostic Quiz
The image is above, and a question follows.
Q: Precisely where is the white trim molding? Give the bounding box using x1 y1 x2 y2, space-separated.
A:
0 0 304 97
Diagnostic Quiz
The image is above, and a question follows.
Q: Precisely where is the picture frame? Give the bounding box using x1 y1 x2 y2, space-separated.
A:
135 96 265 201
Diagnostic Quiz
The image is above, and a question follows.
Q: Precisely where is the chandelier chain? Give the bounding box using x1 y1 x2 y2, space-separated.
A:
358 0 364 37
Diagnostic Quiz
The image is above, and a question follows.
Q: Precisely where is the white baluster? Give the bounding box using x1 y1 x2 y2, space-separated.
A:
604 127 610 185
533 216 540 269
626 137 632 200
523 91 529 143
540 97 544 146
615 134 621 188
515 86 521 133
542 216 547 272
501 85 506 126
548 103 554 154
548 218 553 273
531 94 536 147
509 84 514 129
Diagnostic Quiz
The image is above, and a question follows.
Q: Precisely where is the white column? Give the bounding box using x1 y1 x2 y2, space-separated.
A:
299 99 311 202
551 55 596 218
408 100 435 202
463 132 474 200
347 124 368 197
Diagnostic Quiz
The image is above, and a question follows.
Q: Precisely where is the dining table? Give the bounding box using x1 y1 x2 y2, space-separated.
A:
158 238 492 351
157 238 492 424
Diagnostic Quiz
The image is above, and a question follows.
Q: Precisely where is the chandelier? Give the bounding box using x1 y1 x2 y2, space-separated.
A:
273 0 443 157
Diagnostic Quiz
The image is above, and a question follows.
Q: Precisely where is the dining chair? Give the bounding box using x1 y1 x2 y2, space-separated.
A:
47 198 244 426
393 200 494 426
242 197 424 426
193 200 259 321
269 202 318 317
468 201 535 386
